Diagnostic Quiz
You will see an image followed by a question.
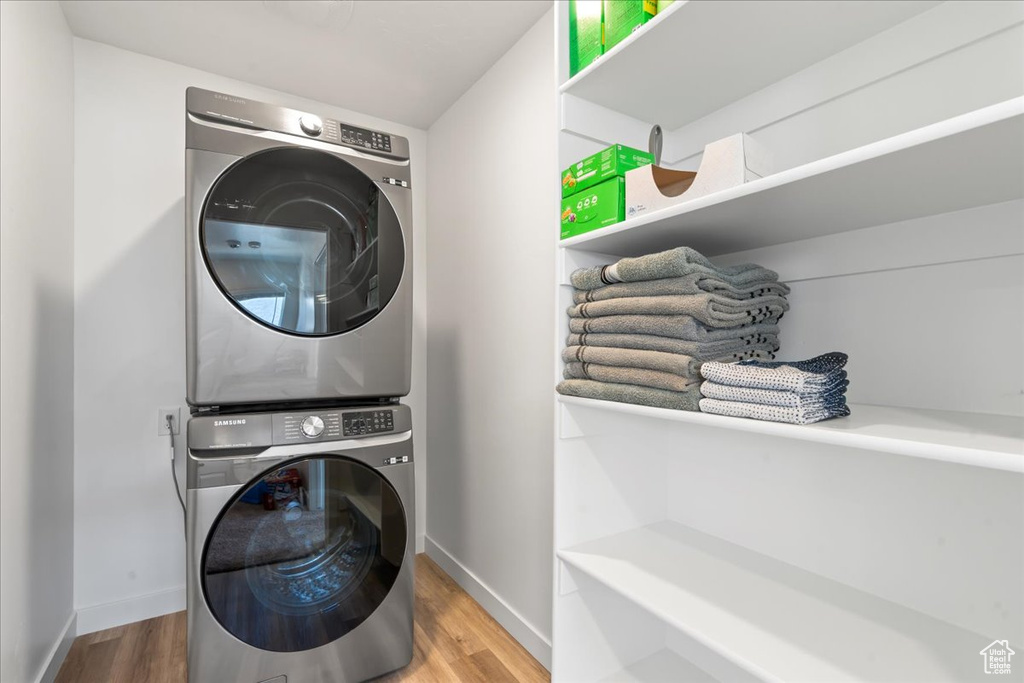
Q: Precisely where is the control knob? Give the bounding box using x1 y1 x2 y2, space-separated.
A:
299 114 323 136
301 415 325 438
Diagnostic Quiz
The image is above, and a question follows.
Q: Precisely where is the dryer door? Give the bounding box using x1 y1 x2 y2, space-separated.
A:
201 456 407 652
201 147 404 336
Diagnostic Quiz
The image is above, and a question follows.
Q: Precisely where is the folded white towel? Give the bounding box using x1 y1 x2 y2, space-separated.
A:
700 352 848 393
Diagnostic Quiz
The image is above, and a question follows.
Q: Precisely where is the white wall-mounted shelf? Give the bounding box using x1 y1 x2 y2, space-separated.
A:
559 1 939 129
559 98 1024 257
560 521 989 683
599 649 717 683
559 396 1024 473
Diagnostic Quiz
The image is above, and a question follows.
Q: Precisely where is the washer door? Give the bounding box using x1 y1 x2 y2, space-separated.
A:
201 147 404 336
201 456 407 652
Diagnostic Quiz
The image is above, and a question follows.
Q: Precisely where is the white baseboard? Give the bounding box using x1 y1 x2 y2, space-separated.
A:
35 611 76 683
424 536 551 670
76 585 185 635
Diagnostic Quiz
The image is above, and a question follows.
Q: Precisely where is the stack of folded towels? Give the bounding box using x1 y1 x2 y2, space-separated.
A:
556 246 789 411
699 352 851 424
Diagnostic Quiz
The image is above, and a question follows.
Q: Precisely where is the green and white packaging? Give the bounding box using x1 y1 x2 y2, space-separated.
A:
561 144 654 198
569 0 603 77
561 177 625 240
603 0 657 52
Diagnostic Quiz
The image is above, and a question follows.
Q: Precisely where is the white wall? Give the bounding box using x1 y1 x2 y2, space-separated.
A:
72 39 429 633
0 2 77 682
425 9 556 667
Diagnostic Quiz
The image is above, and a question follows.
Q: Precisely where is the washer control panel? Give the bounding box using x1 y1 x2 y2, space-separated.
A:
343 410 395 437
278 412 342 442
191 404 411 453
271 409 397 441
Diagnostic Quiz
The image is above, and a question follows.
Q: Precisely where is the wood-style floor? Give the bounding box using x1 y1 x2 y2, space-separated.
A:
55 555 549 683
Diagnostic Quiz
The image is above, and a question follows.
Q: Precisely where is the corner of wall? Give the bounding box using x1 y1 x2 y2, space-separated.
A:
425 536 552 669
34 613 77 683
1 2 77 682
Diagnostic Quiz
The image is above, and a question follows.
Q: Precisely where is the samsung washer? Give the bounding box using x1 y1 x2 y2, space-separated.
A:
185 87 412 409
185 404 414 683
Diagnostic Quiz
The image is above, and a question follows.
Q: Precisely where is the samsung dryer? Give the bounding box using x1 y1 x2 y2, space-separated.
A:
186 404 414 682
185 87 412 409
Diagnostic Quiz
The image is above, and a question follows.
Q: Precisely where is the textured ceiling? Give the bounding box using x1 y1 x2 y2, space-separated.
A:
60 0 551 129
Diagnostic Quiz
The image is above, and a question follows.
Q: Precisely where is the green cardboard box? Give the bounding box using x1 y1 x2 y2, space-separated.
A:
657 0 675 12
569 0 603 78
603 0 657 52
561 144 654 198
561 177 625 240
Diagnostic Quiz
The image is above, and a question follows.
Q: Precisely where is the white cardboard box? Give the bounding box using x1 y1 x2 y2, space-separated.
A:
625 133 772 220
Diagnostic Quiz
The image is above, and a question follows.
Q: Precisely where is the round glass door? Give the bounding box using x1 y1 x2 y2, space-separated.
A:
202 456 407 652
201 147 404 336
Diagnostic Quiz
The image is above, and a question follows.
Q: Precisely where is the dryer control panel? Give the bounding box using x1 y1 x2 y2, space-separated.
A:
185 87 410 161
330 122 393 153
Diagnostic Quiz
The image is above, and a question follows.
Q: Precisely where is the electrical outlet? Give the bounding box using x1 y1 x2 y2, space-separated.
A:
158 407 181 435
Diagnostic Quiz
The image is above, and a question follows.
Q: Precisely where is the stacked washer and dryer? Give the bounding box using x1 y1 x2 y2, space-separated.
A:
182 87 415 683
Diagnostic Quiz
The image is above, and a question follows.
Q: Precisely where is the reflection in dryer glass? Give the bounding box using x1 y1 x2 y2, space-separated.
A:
202 456 406 652
205 221 330 333
202 147 384 336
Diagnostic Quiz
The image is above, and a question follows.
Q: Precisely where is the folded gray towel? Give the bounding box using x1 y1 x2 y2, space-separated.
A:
557 379 701 411
569 315 781 342
572 275 790 304
563 345 702 377
571 246 780 291
567 332 780 358
568 294 789 328
564 362 699 392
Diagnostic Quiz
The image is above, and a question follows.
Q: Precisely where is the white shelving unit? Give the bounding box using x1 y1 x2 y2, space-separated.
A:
553 2 1024 682
559 98 1024 256
560 1 940 129
559 396 1024 473
599 649 717 683
561 521 986 682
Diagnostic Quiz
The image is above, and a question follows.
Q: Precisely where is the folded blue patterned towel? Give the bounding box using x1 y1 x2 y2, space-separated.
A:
698 398 850 424
699 380 849 409
735 351 847 373
698 352 850 424
700 352 848 393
